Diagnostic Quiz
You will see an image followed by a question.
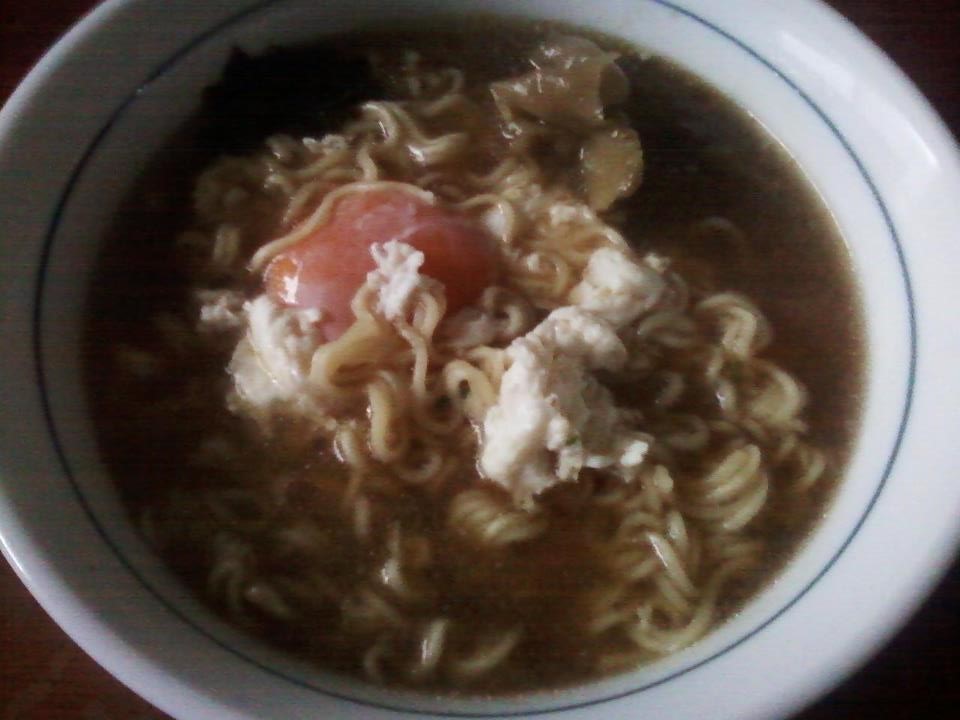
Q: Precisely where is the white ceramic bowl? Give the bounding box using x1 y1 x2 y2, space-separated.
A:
2 1 959 718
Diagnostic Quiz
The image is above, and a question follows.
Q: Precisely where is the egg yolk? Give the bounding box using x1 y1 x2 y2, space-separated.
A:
264 189 499 339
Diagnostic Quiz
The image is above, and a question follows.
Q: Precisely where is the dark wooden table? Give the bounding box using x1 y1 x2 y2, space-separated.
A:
2 1 958 718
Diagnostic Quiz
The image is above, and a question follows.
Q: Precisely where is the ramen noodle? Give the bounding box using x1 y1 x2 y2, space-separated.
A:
85 24 863 693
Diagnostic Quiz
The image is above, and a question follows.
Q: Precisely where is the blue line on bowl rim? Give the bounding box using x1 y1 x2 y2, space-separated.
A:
30 0 917 716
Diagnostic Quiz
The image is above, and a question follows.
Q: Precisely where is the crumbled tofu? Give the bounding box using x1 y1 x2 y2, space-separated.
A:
480 306 650 508
196 289 245 330
481 203 510 241
569 247 666 326
228 295 321 410
367 240 430 320
523 252 547 273
549 201 595 226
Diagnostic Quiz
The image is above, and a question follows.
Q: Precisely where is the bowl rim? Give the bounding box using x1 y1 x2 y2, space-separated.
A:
33 0 916 713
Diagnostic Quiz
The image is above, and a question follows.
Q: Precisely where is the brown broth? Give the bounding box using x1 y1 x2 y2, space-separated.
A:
84 21 864 694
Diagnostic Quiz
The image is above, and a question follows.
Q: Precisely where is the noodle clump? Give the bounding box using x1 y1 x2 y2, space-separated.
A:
124 35 830 691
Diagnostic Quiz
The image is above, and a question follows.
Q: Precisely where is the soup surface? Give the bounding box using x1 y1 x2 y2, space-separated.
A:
85 20 863 694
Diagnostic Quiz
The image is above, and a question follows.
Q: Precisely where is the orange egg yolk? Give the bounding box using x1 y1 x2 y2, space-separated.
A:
264 189 499 340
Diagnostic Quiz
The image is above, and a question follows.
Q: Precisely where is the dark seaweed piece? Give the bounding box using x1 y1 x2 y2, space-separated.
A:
196 43 382 156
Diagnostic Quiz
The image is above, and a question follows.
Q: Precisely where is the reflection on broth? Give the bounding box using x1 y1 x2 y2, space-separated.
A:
85 21 863 694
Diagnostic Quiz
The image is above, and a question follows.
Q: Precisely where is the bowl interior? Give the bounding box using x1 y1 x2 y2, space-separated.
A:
5 0 922 718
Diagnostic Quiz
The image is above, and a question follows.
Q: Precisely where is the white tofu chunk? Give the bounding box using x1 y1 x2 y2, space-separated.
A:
480 306 650 508
569 246 666 327
228 295 321 410
367 240 429 321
